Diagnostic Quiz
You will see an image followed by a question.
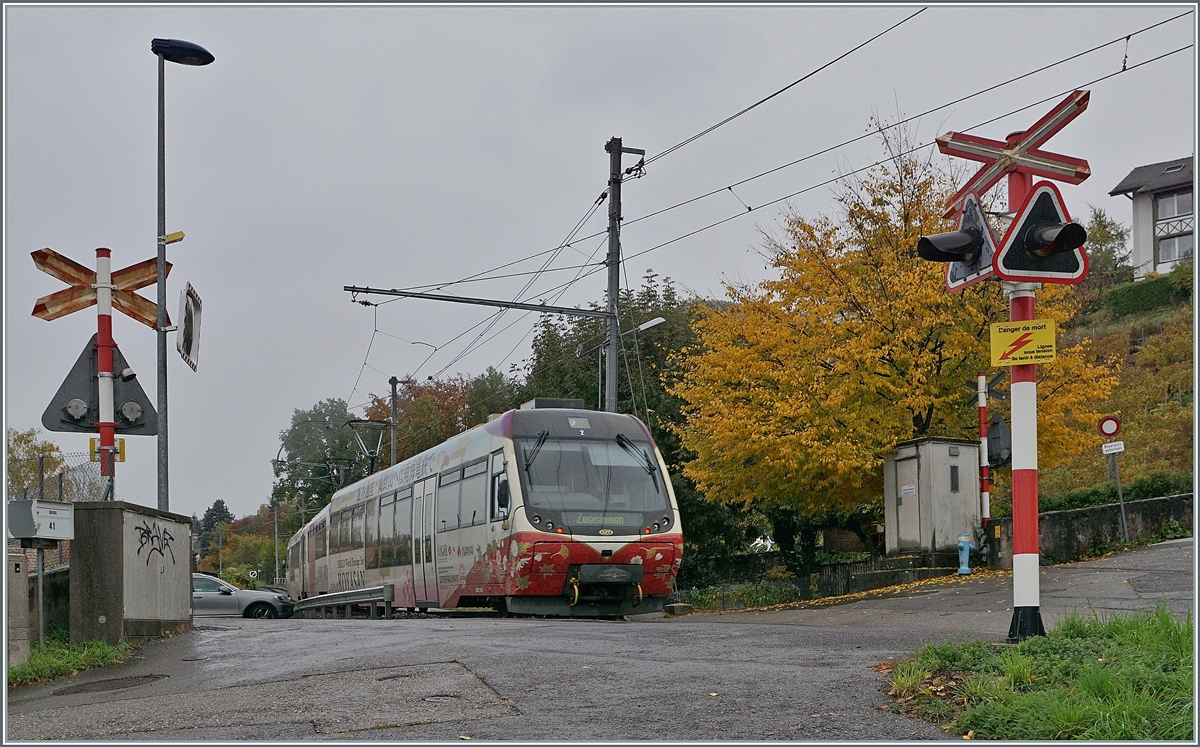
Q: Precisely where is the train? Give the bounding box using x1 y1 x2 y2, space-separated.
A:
285 402 683 617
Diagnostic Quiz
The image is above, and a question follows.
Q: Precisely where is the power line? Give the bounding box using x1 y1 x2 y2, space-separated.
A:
361 10 1190 310
430 233 612 378
348 19 1191 416
623 10 1194 231
616 43 1194 267
349 192 608 402
422 9 1191 278
643 7 928 167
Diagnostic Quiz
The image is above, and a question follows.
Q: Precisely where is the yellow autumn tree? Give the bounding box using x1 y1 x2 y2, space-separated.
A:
6 428 72 500
670 123 1117 541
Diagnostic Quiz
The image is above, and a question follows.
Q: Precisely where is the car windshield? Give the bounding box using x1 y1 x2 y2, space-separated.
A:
519 438 670 522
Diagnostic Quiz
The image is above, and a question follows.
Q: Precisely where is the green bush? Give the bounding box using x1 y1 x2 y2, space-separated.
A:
1122 471 1194 502
220 563 259 589
1040 470 1192 513
1104 271 1190 317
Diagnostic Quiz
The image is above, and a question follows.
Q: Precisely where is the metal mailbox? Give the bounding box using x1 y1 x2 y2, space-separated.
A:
7 500 75 541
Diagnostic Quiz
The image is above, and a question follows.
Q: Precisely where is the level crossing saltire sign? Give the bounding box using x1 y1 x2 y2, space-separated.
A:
990 319 1056 367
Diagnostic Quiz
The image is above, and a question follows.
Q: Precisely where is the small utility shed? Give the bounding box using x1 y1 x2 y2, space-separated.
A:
883 437 980 555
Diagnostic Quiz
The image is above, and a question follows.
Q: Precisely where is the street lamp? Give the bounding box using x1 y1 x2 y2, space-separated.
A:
590 317 667 411
630 316 666 334
151 38 214 512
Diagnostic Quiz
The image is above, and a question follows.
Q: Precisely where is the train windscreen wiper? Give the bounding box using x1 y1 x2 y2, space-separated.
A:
614 434 659 491
523 430 549 474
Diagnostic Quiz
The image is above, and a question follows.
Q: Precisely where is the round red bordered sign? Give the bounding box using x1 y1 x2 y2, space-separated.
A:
1098 416 1121 438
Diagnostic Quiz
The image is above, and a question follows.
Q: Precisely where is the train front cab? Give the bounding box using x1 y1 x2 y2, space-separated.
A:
492 407 683 618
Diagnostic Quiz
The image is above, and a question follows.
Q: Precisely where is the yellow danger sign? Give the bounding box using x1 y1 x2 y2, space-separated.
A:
89 438 126 462
990 319 1056 366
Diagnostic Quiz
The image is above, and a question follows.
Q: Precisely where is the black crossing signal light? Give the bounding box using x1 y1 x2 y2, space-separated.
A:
916 193 998 291
993 182 1089 284
1024 222 1087 258
917 227 983 262
987 413 1012 467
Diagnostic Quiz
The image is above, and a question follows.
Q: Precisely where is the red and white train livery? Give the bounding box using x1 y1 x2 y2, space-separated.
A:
285 405 683 616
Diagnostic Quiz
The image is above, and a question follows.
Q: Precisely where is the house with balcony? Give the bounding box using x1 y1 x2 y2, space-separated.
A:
1109 156 1193 278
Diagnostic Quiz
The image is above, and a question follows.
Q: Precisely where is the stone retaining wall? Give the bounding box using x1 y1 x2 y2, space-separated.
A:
985 493 1193 569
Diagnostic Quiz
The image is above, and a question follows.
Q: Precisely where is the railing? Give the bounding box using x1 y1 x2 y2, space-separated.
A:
292 584 394 619
673 554 958 612
816 556 883 598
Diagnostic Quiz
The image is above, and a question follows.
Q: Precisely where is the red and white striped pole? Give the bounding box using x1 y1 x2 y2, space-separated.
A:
1002 155 1046 641
95 248 117 498
977 371 990 527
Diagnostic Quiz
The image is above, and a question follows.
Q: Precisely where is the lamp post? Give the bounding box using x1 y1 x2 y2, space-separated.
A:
150 38 214 512
596 317 666 412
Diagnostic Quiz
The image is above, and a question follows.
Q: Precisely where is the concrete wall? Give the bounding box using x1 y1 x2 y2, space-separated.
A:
8 551 30 667
27 565 70 638
985 493 1193 569
122 511 191 624
70 502 192 644
1131 193 1154 278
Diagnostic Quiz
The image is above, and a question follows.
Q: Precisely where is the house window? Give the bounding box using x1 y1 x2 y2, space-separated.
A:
1155 189 1193 265
1159 234 1193 263
1157 190 1192 220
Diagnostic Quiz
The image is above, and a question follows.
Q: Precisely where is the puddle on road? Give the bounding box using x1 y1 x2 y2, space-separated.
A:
53 675 167 696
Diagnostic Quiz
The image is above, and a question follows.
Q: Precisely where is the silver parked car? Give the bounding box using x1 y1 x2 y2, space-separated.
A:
192 573 294 619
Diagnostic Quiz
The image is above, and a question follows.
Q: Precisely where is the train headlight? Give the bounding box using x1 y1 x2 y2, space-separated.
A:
662 516 670 526
652 523 660 532
532 515 541 525
545 521 554 530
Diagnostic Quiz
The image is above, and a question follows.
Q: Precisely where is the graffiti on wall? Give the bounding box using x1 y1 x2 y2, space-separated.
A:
135 520 176 565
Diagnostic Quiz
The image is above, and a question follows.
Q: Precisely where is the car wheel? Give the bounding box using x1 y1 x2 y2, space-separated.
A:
247 603 277 619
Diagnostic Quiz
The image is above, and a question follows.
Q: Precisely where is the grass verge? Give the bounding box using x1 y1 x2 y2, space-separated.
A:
7 632 135 687
885 605 1193 740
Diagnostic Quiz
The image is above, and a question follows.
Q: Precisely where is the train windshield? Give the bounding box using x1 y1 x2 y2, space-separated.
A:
518 435 671 534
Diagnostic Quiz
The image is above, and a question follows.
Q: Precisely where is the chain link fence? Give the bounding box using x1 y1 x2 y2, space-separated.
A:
7 453 109 502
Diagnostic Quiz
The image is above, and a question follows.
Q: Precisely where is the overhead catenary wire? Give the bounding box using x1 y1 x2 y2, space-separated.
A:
364 194 610 390
348 192 608 406
351 312 657 461
353 9 924 302
478 41 1191 316
643 7 928 167
348 25 1191 417
612 44 1197 270
519 9 1194 253
428 40 1191 421
622 10 1194 232
430 232 613 379
360 9 1185 301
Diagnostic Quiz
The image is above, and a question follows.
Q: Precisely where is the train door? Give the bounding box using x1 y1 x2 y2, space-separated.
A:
301 528 310 598
414 475 438 606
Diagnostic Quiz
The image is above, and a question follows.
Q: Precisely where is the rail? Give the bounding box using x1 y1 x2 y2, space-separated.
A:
292 583 395 619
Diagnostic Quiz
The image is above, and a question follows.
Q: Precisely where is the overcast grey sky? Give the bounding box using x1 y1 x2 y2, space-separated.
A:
4 4 1195 520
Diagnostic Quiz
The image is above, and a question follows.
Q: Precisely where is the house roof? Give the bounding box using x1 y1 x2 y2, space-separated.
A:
1109 156 1194 196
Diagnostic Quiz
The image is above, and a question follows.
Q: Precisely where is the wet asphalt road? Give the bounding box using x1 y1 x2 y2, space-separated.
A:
6 539 1191 741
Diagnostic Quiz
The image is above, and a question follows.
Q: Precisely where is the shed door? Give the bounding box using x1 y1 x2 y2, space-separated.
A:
895 457 921 550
